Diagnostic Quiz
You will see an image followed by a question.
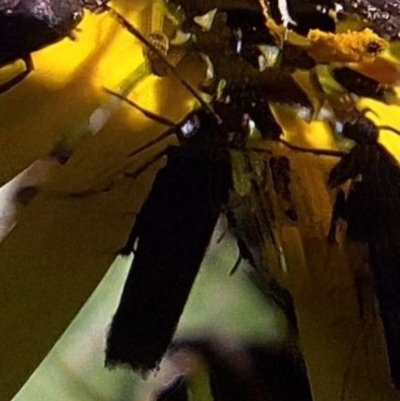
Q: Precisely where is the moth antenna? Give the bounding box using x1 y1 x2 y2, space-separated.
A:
376 125 400 137
360 107 400 136
242 142 345 157
104 87 177 127
360 107 379 119
279 139 347 157
103 5 222 124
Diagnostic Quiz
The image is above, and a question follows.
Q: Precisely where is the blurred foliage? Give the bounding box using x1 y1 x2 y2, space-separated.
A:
13 230 280 401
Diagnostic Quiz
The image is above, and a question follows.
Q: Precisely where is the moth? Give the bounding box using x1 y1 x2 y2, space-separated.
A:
104 87 310 371
326 110 400 388
106 106 233 372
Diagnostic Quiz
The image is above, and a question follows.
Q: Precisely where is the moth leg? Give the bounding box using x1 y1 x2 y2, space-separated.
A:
0 55 33 94
360 107 400 137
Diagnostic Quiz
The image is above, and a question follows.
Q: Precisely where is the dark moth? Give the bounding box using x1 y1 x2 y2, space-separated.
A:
106 109 233 371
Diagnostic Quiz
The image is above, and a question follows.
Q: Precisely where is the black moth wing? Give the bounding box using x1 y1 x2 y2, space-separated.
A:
106 110 232 372
329 120 400 388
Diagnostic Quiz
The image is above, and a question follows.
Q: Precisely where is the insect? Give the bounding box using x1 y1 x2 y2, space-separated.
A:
323 110 400 389
104 78 317 371
106 106 233 372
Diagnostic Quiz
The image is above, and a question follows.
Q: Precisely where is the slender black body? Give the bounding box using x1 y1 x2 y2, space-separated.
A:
106 110 232 371
329 113 400 388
